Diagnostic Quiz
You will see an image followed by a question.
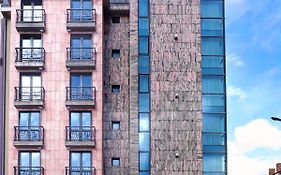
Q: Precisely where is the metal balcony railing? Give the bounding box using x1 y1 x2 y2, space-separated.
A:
16 9 46 23
66 87 96 101
66 126 95 142
65 166 96 175
15 47 45 62
14 166 44 175
67 9 96 23
66 47 96 61
14 126 44 142
110 0 129 4
15 87 45 101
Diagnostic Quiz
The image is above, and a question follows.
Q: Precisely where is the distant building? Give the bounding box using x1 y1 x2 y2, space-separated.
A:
1 0 227 175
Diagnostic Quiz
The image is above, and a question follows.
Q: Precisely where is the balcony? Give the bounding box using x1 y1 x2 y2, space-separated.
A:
15 47 45 70
14 87 45 109
65 126 95 148
14 166 44 175
65 167 96 175
66 87 96 109
66 48 96 71
108 0 129 14
13 126 44 149
16 9 46 32
66 9 96 32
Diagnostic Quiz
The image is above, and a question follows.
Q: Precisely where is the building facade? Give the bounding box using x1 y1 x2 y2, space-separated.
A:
0 0 227 175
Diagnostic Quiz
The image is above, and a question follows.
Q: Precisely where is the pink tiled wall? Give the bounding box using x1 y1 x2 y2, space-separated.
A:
7 0 103 175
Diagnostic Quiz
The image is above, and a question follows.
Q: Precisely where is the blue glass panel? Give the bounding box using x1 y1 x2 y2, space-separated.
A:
203 154 225 172
139 56 150 74
83 0 92 9
71 0 81 9
140 172 150 175
82 152 91 166
139 0 149 17
203 172 226 175
202 95 225 112
202 76 225 93
71 75 80 87
201 1 223 18
202 56 224 75
20 152 29 166
139 18 149 36
203 133 225 145
139 113 150 131
139 75 149 93
82 75 92 87
71 152 81 166
139 94 149 112
201 18 223 36
202 38 224 55
139 37 149 54
139 132 150 151
140 152 150 171
203 113 225 132
112 159 120 166
203 145 225 153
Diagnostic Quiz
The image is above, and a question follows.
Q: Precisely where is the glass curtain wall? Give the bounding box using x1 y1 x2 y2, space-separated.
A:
201 0 227 174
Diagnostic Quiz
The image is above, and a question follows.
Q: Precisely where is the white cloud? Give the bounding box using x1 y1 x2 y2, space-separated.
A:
227 86 248 100
227 53 245 67
229 119 281 175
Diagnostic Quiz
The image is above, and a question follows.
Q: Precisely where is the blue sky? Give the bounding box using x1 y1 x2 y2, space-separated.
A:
226 0 281 174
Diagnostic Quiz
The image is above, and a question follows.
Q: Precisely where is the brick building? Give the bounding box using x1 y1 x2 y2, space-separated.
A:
0 0 227 175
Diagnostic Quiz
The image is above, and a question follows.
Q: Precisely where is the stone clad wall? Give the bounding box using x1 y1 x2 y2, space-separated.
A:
103 16 130 175
150 0 203 174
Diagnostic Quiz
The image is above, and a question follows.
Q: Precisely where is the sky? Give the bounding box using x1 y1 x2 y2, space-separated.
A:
226 0 281 174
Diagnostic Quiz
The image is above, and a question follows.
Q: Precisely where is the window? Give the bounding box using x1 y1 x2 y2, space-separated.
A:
71 0 92 21
139 18 149 36
70 152 92 174
203 153 225 172
139 75 149 93
139 37 149 54
139 152 150 171
111 17 120 23
19 151 40 174
112 158 120 166
112 121 120 130
112 49 120 59
202 76 225 94
18 112 40 141
21 0 43 22
70 35 92 60
69 112 92 141
20 73 42 100
20 35 42 60
70 73 92 100
112 85 121 94
202 37 224 56
139 113 149 132
138 94 149 112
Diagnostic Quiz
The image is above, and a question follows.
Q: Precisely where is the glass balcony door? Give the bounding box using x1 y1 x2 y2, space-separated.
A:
70 112 91 141
70 152 92 174
20 74 41 100
22 0 43 22
71 0 92 21
19 112 40 141
70 73 92 100
19 152 40 174
21 35 42 60
71 35 92 60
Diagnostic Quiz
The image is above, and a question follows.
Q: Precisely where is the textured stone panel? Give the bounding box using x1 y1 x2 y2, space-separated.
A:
150 0 203 174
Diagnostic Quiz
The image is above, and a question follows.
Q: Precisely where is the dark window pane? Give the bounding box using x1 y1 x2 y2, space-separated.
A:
202 56 224 75
111 17 120 23
139 152 150 171
139 0 149 17
139 94 149 112
112 49 120 59
112 121 120 129
139 75 149 93
139 113 149 132
139 132 150 151
201 18 224 36
139 55 149 74
112 158 120 166
112 85 121 94
139 37 149 54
